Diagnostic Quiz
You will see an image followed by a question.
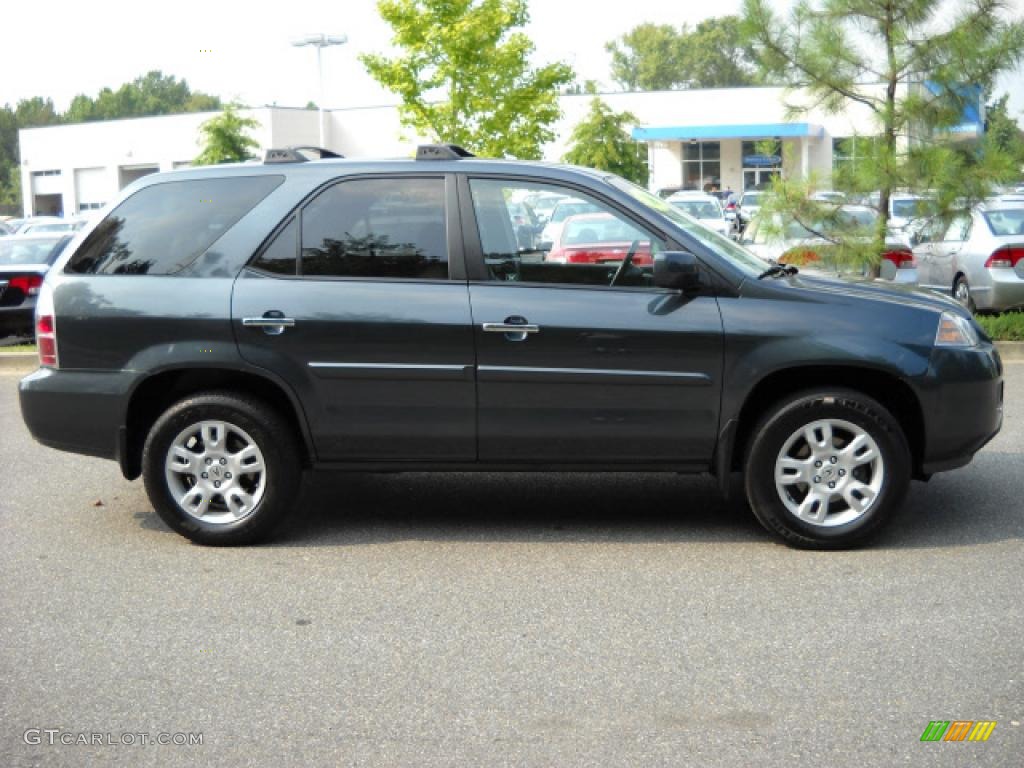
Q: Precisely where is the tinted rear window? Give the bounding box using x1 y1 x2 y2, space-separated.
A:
65 175 283 275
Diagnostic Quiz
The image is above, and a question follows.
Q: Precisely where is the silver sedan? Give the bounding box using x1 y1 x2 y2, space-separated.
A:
913 205 1024 312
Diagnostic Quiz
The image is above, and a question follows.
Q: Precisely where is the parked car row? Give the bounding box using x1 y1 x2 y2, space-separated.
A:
0 234 72 338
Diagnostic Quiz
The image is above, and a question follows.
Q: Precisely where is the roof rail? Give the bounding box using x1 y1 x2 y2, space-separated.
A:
416 144 475 161
264 146 344 164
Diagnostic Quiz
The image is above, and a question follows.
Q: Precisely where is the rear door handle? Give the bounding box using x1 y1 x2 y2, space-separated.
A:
482 323 540 334
242 312 296 336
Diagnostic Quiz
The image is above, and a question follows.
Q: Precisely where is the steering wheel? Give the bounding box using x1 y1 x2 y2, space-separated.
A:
610 240 640 287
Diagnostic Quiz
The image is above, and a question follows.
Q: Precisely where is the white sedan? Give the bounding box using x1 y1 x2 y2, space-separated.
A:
912 204 1024 312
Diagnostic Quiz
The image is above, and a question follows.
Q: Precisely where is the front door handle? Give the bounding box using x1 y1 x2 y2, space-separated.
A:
242 312 296 336
482 316 539 342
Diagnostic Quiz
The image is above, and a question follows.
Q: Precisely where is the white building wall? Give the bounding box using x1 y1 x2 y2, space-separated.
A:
17 84 906 215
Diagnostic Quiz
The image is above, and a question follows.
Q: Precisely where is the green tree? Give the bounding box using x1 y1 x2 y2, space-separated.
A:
193 105 260 165
606 17 758 91
563 98 647 184
361 0 574 159
606 23 686 91
65 71 220 123
740 0 1024 269
986 93 1024 168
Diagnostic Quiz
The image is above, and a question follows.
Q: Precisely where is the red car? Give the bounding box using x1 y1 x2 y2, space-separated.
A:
545 212 655 265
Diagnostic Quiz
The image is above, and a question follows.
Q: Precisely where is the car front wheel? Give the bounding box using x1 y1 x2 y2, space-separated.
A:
744 389 911 549
142 391 302 545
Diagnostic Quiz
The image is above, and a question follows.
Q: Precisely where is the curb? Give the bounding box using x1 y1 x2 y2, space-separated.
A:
0 353 36 372
996 341 1024 360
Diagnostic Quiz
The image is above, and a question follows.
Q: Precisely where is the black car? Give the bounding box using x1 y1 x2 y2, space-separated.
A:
19 145 1003 548
0 234 71 339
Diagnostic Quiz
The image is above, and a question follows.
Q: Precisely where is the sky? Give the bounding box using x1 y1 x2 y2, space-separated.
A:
1 0 1022 118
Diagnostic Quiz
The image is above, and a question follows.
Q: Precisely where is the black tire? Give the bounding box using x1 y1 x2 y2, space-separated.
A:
743 388 911 549
953 275 976 313
142 391 302 545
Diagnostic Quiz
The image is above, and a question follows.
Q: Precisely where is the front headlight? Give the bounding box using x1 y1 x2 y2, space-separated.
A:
935 311 979 348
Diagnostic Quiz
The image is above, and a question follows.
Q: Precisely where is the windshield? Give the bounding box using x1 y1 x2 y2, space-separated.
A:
672 200 722 219
0 237 65 266
982 208 1024 236
607 176 772 276
741 192 763 207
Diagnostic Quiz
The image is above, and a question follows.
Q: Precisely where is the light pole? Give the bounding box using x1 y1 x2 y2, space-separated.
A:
292 33 348 149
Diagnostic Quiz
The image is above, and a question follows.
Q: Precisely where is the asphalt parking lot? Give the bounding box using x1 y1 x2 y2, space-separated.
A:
1 362 1022 767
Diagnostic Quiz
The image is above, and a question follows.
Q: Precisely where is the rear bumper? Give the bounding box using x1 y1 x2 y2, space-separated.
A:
918 344 1003 474
19 367 135 464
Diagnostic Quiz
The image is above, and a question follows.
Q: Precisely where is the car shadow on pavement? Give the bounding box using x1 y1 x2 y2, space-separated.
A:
878 451 1024 550
129 451 1022 550
266 470 769 547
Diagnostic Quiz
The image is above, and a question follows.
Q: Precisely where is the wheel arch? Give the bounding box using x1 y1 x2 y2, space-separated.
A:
727 364 925 478
120 366 315 480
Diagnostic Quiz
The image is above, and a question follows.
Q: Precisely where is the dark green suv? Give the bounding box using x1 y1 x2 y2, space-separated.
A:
19 146 1003 548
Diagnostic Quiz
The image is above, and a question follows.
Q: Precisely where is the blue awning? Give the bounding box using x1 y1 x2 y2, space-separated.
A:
632 122 825 141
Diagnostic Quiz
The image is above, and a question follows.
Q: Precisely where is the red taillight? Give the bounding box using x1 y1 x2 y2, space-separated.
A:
985 246 1024 269
882 249 916 269
8 274 43 296
37 315 57 367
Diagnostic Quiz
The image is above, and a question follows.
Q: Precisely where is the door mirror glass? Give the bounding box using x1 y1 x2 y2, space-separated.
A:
654 251 700 290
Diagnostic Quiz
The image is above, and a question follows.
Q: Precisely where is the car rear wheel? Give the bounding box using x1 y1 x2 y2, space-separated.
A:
743 389 911 549
954 276 975 313
142 391 301 545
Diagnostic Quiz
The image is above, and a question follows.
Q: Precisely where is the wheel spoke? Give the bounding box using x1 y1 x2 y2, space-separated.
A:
776 456 810 485
797 491 828 523
842 481 876 513
232 445 264 474
804 422 833 453
167 445 198 474
225 488 255 517
842 433 878 466
179 486 207 515
201 422 226 452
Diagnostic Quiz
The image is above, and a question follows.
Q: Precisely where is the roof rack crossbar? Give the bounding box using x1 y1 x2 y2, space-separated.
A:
264 146 344 164
416 144 475 161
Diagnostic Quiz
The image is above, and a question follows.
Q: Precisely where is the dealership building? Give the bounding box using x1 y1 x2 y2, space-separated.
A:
18 82 979 217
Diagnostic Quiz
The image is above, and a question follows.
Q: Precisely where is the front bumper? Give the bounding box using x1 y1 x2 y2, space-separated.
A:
918 343 1003 474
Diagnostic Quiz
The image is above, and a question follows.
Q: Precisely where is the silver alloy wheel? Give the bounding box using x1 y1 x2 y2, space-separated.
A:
955 279 971 308
164 420 267 525
774 418 884 527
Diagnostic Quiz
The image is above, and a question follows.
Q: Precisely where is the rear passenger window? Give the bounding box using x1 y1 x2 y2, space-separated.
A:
300 178 447 279
66 176 283 275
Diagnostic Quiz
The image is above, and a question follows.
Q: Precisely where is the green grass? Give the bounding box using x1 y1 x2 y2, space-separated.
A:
0 343 36 354
976 311 1024 341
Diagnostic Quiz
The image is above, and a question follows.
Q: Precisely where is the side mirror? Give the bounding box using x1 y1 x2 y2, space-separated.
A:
654 251 700 291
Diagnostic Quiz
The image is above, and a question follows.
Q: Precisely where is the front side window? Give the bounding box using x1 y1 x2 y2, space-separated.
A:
66 175 283 275
300 177 447 279
468 179 666 288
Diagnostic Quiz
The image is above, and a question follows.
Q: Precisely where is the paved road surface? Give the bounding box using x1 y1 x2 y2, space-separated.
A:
1 363 1021 767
